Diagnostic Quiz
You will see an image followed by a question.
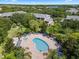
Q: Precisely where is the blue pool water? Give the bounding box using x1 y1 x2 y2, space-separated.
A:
33 38 49 52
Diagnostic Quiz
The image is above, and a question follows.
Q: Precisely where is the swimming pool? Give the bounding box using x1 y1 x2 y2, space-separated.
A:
33 38 49 52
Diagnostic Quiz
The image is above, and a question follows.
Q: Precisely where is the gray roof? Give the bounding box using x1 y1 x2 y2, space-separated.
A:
66 15 79 20
33 13 50 18
61 15 79 22
66 8 78 14
33 13 54 25
0 11 54 25
0 11 26 17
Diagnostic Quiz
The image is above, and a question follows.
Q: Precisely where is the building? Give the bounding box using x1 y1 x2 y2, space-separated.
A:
66 8 78 14
0 11 54 25
61 15 79 22
66 15 79 20
47 6 59 8
0 11 26 17
33 13 54 25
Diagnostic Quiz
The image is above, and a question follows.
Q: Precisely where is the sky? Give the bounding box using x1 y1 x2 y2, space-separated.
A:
0 0 79 4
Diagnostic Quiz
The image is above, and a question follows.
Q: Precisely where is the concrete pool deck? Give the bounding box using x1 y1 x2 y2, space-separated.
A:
13 33 58 59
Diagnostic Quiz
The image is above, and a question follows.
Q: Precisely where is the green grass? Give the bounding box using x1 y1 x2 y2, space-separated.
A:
0 46 3 54
0 45 3 59
7 26 26 38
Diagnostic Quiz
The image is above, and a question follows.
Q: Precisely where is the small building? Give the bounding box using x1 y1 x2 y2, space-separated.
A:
66 8 78 14
13 36 26 47
13 37 21 47
33 13 54 25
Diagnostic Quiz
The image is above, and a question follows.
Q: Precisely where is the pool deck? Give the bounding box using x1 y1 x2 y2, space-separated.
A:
13 33 58 59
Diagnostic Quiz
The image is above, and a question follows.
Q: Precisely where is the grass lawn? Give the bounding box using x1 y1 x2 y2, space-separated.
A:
0 46 3 54
0 46 3 59
7 26 26 38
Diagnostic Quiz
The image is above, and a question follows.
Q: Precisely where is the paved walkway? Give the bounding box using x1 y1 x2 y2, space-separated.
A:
13 33 58 59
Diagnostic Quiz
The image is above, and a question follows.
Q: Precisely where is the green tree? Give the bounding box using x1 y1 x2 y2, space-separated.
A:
46 23 62 35
14 48 25 59
3 52 16 59
4 38 14 53
29 20 41 32
0 18 12 44
47 50 66 59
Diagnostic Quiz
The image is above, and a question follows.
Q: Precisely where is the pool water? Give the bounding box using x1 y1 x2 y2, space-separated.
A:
33 38 49 52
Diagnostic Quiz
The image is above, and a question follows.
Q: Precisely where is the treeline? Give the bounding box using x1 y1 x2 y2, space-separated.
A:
0 5 66 18
46 19 79 59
